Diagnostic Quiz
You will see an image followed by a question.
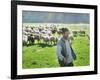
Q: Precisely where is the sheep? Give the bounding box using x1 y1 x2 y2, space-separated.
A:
68 33 74 44
23 35 28 46
34 34 41 43
79 30 85 36
49 35 58 45
42 35 50 44
27 34 35 45
72 31 78 37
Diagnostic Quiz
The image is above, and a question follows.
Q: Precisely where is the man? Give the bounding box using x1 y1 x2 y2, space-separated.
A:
56 28 76 67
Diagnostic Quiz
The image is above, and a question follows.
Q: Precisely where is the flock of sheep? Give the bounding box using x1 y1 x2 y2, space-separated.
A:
22 25 88 46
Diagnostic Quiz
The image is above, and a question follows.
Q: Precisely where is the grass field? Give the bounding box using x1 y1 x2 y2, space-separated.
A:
22 24 90 69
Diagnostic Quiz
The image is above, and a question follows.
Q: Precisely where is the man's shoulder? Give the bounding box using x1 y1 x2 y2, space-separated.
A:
57 39 62 45
57 38 65 45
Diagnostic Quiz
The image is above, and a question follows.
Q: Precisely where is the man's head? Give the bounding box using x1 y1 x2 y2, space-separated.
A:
61 28 69 40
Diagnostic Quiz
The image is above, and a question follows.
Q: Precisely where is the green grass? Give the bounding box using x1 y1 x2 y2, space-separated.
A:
72 36 90 66
22 43 59 68
22 35 90 68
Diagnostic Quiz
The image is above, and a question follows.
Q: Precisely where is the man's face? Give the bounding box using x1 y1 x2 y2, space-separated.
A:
62 31 69 40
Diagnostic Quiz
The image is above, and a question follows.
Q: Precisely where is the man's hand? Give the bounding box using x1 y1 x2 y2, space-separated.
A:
63 58 67 64
63 54 68 64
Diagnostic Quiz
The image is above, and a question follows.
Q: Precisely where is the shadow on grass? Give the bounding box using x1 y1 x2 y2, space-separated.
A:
23 43 57 48
37 43 55 48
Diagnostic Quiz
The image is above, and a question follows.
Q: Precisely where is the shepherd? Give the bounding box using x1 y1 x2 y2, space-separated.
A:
56 28 76 67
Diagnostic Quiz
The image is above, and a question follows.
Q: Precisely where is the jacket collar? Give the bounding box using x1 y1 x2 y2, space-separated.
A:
61 37 66 43
61 37 70 44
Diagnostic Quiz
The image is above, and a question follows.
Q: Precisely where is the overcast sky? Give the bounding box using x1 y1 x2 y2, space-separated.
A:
22 11 90 24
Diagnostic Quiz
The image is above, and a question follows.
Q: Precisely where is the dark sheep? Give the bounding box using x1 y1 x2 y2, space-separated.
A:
27 34 35 45
79 30 85 36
